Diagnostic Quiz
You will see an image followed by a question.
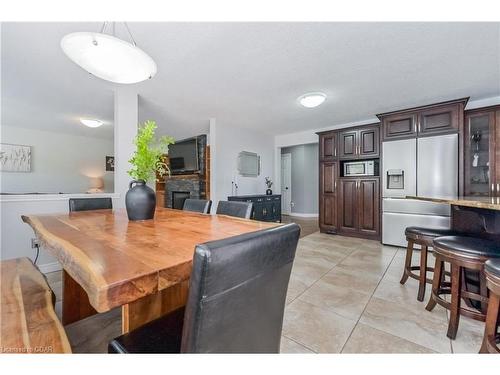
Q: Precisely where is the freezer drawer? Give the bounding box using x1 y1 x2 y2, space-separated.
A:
382 212 451 247
382 198 450 216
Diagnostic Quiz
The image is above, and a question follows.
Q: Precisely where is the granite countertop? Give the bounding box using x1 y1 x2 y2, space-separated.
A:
406 195 500 211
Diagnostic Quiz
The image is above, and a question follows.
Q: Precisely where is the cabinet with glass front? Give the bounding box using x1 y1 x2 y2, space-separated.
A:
464 106 499 196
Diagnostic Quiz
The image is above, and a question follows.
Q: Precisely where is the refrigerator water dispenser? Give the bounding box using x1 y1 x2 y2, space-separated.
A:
387 169 404 189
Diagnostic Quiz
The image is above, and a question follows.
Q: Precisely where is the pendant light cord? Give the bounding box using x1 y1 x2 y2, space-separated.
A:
98 21 137 46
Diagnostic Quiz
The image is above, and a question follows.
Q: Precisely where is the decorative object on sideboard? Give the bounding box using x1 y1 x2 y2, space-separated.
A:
0 143 31 172
265 176 273 195
126 120 174 220
106 156 115 171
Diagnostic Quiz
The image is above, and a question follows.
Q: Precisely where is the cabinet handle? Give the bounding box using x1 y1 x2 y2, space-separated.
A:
492 184 495 195
414 121 417 133
497 184 500 196
334 180 337 192
334 148 337 157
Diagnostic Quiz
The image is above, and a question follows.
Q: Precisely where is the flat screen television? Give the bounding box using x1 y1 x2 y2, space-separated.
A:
168 137 199 174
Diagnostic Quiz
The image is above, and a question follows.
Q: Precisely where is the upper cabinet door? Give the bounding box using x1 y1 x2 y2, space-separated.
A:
319 132 337 161
339 130 358 159
359 126 380 158
382 113 418 141
418 103 460 136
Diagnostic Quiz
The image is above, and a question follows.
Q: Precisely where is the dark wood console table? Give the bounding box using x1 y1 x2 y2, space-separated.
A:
228 194 282 223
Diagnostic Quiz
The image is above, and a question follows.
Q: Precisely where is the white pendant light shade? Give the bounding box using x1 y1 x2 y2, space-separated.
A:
61 32 157 84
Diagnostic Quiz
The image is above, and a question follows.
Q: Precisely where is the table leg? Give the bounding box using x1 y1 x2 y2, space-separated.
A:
121 280 189 334
62 270 97 325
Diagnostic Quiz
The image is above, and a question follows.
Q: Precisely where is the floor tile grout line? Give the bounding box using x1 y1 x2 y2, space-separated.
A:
281 334 318 353
339 246 404 353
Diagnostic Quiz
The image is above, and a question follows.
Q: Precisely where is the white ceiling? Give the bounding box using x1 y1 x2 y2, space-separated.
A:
2 22 500 140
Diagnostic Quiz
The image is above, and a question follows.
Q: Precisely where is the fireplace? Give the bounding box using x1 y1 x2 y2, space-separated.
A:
172 191 191 210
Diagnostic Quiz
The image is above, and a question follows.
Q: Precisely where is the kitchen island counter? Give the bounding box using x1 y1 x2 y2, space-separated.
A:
406 195 500 211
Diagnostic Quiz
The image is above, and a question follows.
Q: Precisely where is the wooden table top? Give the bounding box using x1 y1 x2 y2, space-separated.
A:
406 196 500 211
22 208 278 313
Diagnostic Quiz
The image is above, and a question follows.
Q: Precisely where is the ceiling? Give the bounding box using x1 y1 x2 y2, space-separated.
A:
2 22 500 140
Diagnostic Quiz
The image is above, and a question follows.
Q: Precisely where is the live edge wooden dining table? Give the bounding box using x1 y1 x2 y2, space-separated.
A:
22 208 278 333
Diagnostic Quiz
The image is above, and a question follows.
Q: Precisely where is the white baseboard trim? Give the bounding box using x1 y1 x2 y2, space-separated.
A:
287 213 319 218
38 261 62 274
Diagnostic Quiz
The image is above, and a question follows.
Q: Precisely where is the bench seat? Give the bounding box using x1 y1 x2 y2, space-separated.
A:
0 258 71 353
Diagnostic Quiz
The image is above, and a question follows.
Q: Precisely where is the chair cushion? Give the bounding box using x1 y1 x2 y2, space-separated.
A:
108 307 185 353
485 259 500 277
433 236 500 258
405 226 455 238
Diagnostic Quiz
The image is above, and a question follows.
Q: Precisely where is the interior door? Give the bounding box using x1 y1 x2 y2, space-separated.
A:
281 153 292 215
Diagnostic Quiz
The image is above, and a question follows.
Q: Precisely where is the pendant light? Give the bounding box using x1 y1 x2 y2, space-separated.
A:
61 22 157 84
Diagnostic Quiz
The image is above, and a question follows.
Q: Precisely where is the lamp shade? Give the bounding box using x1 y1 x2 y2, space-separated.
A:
61 32 157 84
89 177 104 189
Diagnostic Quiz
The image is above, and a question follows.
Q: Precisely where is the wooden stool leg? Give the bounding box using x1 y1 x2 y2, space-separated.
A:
417 245 428 302
447 264 462 340
479 271 489 315
480 292 500 353
400 239 414 285
426 256 443 312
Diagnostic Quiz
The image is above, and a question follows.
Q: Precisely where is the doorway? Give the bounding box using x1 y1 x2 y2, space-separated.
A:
281 153 292 215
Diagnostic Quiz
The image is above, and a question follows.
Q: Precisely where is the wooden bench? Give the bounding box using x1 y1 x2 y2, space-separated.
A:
0 258 71 353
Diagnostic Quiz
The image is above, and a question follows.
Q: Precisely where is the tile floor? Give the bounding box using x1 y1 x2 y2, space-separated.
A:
45 231 485 353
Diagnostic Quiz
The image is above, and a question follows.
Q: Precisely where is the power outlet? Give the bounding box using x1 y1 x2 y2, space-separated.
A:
31 238 40 248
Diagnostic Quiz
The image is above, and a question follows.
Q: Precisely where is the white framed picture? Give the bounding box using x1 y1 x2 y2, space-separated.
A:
0 143 32 172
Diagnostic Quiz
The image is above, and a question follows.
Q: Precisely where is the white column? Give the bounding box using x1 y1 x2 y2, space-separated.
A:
114 88 138 208
209 118 217 214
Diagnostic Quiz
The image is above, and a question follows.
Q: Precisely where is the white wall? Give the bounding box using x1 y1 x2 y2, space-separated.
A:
211 121 274 209
0 87 138 273
1 125 114 194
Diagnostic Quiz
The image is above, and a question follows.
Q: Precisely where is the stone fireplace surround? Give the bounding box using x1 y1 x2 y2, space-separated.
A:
164 175 202 208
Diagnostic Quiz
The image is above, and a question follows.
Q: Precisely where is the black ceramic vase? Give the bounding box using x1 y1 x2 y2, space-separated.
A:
125 180 156 220
266 189 272 195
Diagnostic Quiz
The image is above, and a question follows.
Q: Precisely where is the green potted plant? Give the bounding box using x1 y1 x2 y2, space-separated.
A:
126 120 174 220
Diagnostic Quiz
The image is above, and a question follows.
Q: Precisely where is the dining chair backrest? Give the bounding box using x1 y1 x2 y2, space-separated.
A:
183 199 212 214
69 197 113 212
216 200 252 219
180 223 300 353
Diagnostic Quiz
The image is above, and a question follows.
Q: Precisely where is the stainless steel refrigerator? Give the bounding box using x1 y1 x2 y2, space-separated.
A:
382 134 458 247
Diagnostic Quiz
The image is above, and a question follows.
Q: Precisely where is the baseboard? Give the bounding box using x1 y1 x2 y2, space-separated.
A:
287 213 319 218
38 261 62 274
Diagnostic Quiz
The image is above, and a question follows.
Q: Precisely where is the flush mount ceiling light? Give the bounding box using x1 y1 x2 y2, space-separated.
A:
298 92 327 108
61 22 157 84
80 118 103 128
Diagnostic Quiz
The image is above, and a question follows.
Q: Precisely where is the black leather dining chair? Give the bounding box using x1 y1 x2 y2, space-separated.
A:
108 223 301 353
182 199 212 214
216 200 252 219
69 197 113 212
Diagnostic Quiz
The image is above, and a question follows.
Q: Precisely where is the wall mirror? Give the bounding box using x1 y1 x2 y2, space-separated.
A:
237 151 260 177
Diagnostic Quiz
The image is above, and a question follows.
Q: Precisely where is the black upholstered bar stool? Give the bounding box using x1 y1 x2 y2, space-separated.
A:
400 226 456 302
480 259 500 353
426 236 500 340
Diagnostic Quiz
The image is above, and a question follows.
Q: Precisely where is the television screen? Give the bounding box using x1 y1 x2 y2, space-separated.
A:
168 138 199 173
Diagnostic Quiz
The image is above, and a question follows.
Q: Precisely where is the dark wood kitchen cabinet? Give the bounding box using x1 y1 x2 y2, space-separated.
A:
338 124 380 159
319 132 337 161
319 161 338 233
378 98 467 141
338 177 380 240
464 105 500 196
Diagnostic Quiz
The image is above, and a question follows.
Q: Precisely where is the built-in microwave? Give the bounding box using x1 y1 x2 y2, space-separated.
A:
344 160 376 177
